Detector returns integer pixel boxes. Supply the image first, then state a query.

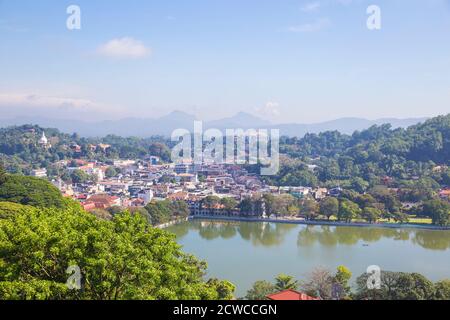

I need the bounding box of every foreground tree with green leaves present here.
[354,271,441,300]
[0,201,234,300]
[244,281,276,300]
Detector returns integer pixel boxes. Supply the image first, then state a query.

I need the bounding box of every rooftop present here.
[266,290,320,301]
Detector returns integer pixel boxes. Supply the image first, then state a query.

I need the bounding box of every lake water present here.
[167,219,450,297]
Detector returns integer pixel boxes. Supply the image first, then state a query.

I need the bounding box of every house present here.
[168,191,189,201]
[313,188,328,200]
[137,189,153,205]
[98,144,111,152]
[329,187,343,197]
[439,189,450,200]
[175,163,193,174]
[178,173,198,183]
[149,156,160,165]
[130,198,145,207]
[30,168,47,178]
[70,144,82,153]
[266,290,320,301]
[83,194,121,209]
[113,160,136,167]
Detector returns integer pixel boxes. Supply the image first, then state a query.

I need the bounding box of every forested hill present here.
[281,114,450,163]
[265,114,450,192]
[0,124,172,174]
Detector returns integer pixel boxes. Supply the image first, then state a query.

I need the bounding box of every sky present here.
[1,0,450,123]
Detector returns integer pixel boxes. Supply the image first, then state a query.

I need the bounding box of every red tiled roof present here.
[82,202,97,211]
[168,192,189,201]
[266,290,320,301]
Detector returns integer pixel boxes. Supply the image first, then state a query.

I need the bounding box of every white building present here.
[31,168,47,178]
[137,189,154,205]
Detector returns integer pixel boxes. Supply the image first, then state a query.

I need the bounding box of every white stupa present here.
[39,132,50,148]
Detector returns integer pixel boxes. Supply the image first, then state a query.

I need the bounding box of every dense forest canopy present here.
[263,115,450,190]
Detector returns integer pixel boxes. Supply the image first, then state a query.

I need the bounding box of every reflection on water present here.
[170,220,450,251]
[172,220,298,247]
[168,219,450,296]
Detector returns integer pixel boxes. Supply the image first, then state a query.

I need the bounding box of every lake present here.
[167,219,450,297]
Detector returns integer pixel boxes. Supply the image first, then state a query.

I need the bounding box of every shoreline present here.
[156,217,190,229]
[189,215,450,231]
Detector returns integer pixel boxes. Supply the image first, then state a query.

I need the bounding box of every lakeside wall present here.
[190,215,450,231]
[156,217,190,229]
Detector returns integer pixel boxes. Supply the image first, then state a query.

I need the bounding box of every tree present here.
[351,177,370,193]
[128,207,152,224]
[70,169,89,184]
[274,274,299,291]
[201,196,221,210]
[434,280,450,300]
[0,175,66,209]
[394,273,435,300]
[270,194,297,217]
[245,281,276,300]
[105,167,118,178]
[170,200,190,218]
[319,197,339,220]
[0,162,6,184]
[220,198,238,214]
[144,200,172,225]
[338,199,361,223]
[262,194,276,216]
[0,202,234,300]
[422,200,450,226]
[301,199,319,220]
[206,279,236,300]
[334,265,352,298]
[90,209,113,221]
[239,198,254,216]
[301,267,333,299]
[362,207,382,224]
[369,187,401,215]
[354,271,435,300]
[149,143,171,162]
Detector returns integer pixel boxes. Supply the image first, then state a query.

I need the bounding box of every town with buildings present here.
[41,155,329,218]
[28,130,450,223]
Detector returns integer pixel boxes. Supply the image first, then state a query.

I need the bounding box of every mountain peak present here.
[159,110,197,121]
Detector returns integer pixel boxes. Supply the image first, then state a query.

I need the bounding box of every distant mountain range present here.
[0,111,428,138]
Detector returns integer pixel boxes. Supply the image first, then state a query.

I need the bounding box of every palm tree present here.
[274,274,299,291]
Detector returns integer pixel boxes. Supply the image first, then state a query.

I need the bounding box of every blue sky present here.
[1,0,450,123]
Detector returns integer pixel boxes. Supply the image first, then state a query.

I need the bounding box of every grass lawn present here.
[327,215,433,225]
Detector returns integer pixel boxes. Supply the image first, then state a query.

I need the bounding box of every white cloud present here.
[97,37,151,59]
[0,93,123,120]
[255,102,281,118]
[301,2,321,12]
[0,93,102,111]
[288,18,331,33]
